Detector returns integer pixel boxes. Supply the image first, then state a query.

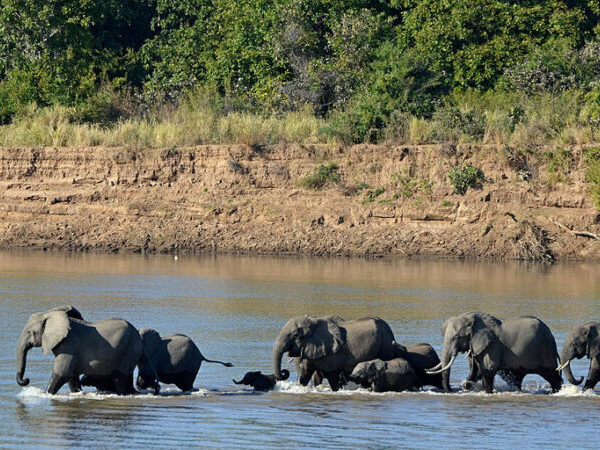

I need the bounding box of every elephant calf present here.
[136,329,233,392]
[350,358,416,392]
[233,369,289,391]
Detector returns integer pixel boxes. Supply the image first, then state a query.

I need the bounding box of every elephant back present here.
[500,316,559,369]
[163,334,200,373]
[342,317,398,365]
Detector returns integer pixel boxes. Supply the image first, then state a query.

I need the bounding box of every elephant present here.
[558,321,600,390]
[233,369,289,391]
[293,315,345,387]
[395,342,443,389]
[16,308,152,395]
[427,312,562,393]
[273,315,401,391]
[350,358,416,392]
[49,305,84,321]
[136,329,233,392]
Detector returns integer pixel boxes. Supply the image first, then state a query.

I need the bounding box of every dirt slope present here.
[0,144,598,261]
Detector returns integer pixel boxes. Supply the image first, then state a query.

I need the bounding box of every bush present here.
[584,147,600,209]
[447,162,484,195]
[299,162,340,189]
[433,107,486,142]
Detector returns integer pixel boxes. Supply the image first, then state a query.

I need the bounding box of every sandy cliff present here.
[0,144,598,260]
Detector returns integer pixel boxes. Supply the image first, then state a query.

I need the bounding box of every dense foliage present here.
[2,0,600,142]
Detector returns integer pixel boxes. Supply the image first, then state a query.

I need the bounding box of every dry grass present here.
[0,103,332,148]
[2,89,600,149]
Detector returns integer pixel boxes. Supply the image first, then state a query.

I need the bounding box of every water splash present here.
[17,385,209,402]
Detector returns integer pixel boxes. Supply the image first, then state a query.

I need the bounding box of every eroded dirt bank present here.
[0,144,599,261]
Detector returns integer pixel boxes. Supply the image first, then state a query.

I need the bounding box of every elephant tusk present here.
[556,360,570,371]
[426,354,456,375]
[287,358,294,364]
[427,361,442,372]
[465,348,472,358]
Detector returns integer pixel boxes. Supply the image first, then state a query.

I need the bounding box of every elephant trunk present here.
[273,337,289,380]
[16,334,32,387]
[232,379,243,384]
[439,337,457,393]
[560,346,583,386]
[561,360,583,385]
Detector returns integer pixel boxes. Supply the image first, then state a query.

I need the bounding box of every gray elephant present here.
[558,321,600,390]
[395,342,443,389]
[136,329,233,392]
[293,315,345,387]
[350,358,416,392]
[427,312,562,393]
[233,369,289,391]
[273,315,401,391]
[16,307,150,395]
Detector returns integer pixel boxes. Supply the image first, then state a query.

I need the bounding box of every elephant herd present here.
[15,306,600,395]
[16,306,231,395]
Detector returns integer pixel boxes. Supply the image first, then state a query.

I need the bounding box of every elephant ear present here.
[587,325,600,358]
[41,311,71,355]
[49,305,84,320]
[301,318,343,360]
[470,328,495,357]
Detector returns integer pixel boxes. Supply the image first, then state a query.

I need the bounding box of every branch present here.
[548,218,600,240]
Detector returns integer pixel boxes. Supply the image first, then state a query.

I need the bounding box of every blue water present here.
[1,252,598,448]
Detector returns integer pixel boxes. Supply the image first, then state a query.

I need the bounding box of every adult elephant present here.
[294,315,345,387]
[558,321,600,390]
[273,315,400,391]
[427,312,562,393]
[396,343,443,389]
[16,308,152,394]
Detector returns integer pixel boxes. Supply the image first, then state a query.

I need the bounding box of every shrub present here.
[584,147,600,209]
[432,107,486,142]
[363,187,385,203]
[544,148,571,184]
[447,162,484,195]
[300,162,340,189]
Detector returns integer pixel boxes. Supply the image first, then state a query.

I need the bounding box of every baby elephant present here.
[233,369,289,391]
[137,329,232,392]
[350,358,416,392]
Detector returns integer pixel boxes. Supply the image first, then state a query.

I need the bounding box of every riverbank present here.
[0,144,598,261]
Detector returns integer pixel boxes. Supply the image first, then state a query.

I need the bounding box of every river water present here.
[0,252,598,448]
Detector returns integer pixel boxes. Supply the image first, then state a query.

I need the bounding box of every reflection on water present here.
[0,251,598,448]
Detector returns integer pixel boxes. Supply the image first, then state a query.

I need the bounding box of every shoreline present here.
[0,144,599,262]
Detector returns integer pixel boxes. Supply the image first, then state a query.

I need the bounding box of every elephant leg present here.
[175,373,196,392]
[498,370,525,390]
[68,376,82,393]
[538,369,563,393]
[583,357,600,391]
[326,373,342,391]
[112,371,135,395]
[47,354,76,394]
[481,369,495,394]
[311,371,323,387]
[466,357,481,382]
[47,373,70,394]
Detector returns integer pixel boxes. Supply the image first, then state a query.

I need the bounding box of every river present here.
[1,252,598,448]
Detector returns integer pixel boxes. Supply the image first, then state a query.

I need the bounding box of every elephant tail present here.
[203,357,233,367]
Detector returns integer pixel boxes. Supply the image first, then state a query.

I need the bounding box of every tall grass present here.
[1,88,600,148]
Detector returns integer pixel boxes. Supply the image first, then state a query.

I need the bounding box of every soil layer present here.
[0,144,599,261]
